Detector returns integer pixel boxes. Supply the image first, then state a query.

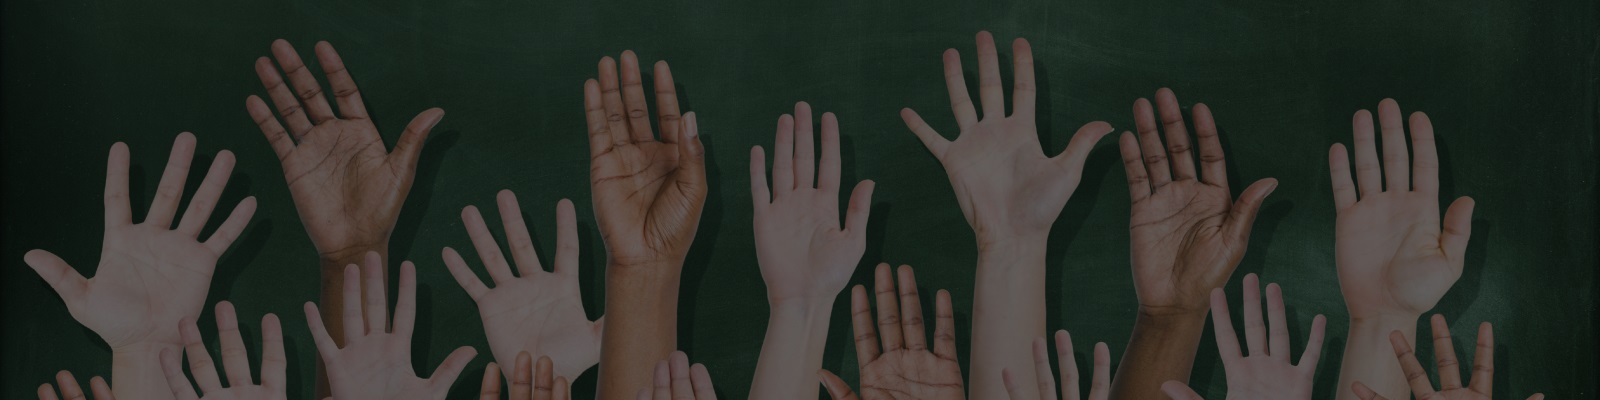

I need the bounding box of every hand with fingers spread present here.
[304,252,478,400]
[1002,331,1111,400]
[636,351,718,400]
[1351,316,1543,400]
[159,302,287,400]
[1329,99,1474,400]
[25,133,257,400]
[443,193,603,382]
[38,371,113,400]
[1160,274,1327,400]
[819,264,964,400]
[583,51,706,400]
[901,31,1112,399]
[1113,88,1276,400]
[748,102,875,400]
[478,352,572,400]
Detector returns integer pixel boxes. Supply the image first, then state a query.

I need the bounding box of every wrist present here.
[111,340,180,358]
[1136,305,1209,327]
[318,243,387,267]
[768,298,835,322]
[1349,311,1421,330]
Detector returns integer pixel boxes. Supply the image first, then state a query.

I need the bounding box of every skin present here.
[1329,99,1475,400]
[245,39,444,396]
[819,264,964,400]
[38,371,113,400]
[443,193,604,382]
[159,302,288,400]
[303,253,478,400]
[583,50,708,400]
[634,352,718,400]
[748,102,875,400]
[1351,316,1544,400]
[25,133,256,400]
[1001,331,1111,400]
[1113,88,1276,400]
[1160,274,1328,400]
[478,352,572,400]
[901,31,1112,400]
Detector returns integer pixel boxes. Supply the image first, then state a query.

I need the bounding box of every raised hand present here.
[1352,316,1543,400]
[246,39,443,263]
[586,51,706,400]
[1332,99,1473,400]
[636,351,718,400]
[443,193,603,381]
[902,30,1111,399]
[38,371,112,400]
[1114,89,1275,400]
[748,102,875,400]
[819,264,963,400]
[305,252,477,400]
[25,133,256,400]
[160,302,287,400]
[1002,331,1111,400]
[478,352,572,400]
[1159,274,1327,400]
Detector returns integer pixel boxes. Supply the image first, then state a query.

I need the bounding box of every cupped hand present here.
[160,302,287,400]
[583,51,707,269]
[1003,331,1111,400]
[478,352,572,400]
[901,31,1112,243]
[38,371,112,400]
[1161,274,1327,400]
[1329,99,1473,320]
[752,101,875,303]
[305,252,477,400]
[246,39,444,261]
[1352,316,1543,400]
[820,264,964,400]
[443,192,603,382]
[1120,89,1276,316]
[635,351,717,400]
[26,133,256,350]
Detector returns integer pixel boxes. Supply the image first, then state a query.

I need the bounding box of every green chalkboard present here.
[3,0,1594,399]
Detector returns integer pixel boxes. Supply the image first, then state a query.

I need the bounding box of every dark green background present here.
[4,0,1595,398]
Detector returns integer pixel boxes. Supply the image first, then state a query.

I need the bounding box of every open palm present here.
[306,255,476,400]
[1163,274,1327,400]
[245,39,443,260]
[160,302,288,400]
[1121,89,1276,314]
[25,133,256,350]
[443,192,603,381]
[901,35,1111,241]
[821,264,964,400]
[1328,99,1473,319]
[751,102,875,302]
[1353,316,1543,400]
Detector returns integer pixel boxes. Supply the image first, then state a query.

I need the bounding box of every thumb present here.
[817,370,859,400]
[1440,196,1475,266]
[25,250,88,312]
[673,111,708,197]
[843,180,875,237]
[390,107,445,173]
[1351,381,1388,400]
[1226,178,1279,242]
[1160,381,1204,400]
[1052,121,1114,172]
[428,346,478,394]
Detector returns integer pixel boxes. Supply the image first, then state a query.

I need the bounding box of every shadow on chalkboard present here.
[283,331,307,400]
[677,83,723,354]
[392,130,461,266]
[410,283,435,384]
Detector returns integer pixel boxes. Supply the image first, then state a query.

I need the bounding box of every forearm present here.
[315,245,387,397]
[969,235,1048,400]
[597,264,681,400]
[1111,308,1207,400]
[112,342,181,400]
[750,298,834,400]
[1336,314,1418,400]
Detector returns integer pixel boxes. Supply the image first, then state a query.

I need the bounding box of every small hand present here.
[159,302,287,400]
[1003,331,1110,400]
[752,101,875,302]
[1121,89,1276,315]
[305,252,477,400]
[1329,99,1473,320]
[584,51,707,268]
[26,133,256,350]
[1160,274,1327,400]
[38,371,112,400]
[1352,316,1544,400]
[479,352,572,400]
[246,39,444,261]
[820,264,964,400]
[443,193,603,381]
[636,351,717,400]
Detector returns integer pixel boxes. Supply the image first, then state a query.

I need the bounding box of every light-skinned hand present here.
[38,371,112,400]
[159,302,287,400]
[443,193,603,382]
[479,352,572,400]
[1002,331,1111,400]
[819,264,964,400]
[635,351,717,400]
[1352,315,1543,400]
[1160,274,1328,400]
